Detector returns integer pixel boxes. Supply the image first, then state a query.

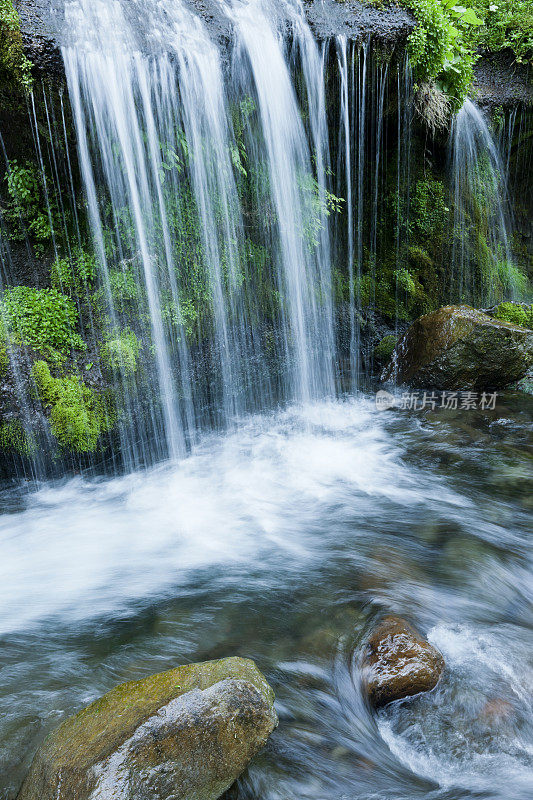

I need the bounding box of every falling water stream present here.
[0,1,531,799]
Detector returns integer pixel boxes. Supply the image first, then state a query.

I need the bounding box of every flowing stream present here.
[1,394,532,799]
[0,1,531,798]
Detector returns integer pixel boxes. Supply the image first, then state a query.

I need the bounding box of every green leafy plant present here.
[4,160,57,253]
[51,250,98,296]
[400,1,484,107]
[475,1,533,64]
[0,286,86,364]
[0,1,32,91]
[101,329,140,377]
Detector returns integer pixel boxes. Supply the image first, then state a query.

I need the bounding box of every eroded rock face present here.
[363,616,444,708]
[17,657,277,800]
[382,305,533,390]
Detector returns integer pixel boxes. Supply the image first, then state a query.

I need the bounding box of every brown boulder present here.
[363,616,444,707]
[382,305,533,390]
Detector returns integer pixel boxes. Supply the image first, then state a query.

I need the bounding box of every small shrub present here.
[0,286,86,364]
[4,160,54,251]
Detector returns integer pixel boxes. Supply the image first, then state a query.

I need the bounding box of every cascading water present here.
[0,5,532,799]
[56,0,342,469]
[449,98,520,305]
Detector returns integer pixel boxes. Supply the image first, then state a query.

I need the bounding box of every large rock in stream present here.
[363,616,444,708]
[382,305,533,390]
[17,657,278,800]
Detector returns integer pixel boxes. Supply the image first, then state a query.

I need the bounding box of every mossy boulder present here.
[362,616,444,708]
[373,334,399,366]
[17,657,278,800]
[382,305,533,390]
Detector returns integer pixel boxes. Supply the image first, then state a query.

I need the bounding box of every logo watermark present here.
[375,390,498,411]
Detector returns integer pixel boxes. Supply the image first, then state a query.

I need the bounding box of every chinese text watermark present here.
[375,389,498,412]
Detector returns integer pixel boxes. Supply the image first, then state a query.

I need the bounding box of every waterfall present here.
[449,98,520,305]
[0,2,527,478]
[55,0,341,468]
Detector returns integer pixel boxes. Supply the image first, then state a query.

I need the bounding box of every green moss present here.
[0,286,86,364]
[394,268,417,296]
[32,360,112,453]
[0,345,8,378]
[493,302,533,329]
[410,177,448,243]
[101,330,140,377]
[408,245,434,272]
[0,1,32,92]
[374,334,399,363]
[0,420,35,457]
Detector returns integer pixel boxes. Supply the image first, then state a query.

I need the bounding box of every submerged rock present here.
[382,305,533,390]
[363,616,444,708]
[17,657,277,800]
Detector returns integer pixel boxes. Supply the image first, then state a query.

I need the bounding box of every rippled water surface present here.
[1,395,532,799]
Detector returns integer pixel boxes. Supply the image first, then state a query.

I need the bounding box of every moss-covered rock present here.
[382,305,533,390]
[17,656,277,800]
[32,360,112,453]
[0,419,34,456]
[373,334,399,365]
[362,616,444,708]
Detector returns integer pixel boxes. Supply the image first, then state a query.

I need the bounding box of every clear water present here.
[450,99,518,305]
[1,394,531,799]
[0,2,531,797]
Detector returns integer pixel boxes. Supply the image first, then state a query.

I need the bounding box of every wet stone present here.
[17,657,278,800]
[382,305,533,390]
[362,616,445,708]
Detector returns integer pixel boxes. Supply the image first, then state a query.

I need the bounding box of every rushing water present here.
[1,393,532,799]
[450,99,519,306]
[0,1,531,798]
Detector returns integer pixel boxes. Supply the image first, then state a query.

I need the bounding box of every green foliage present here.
[0,420,35,456]
[0,1,32,91]
[0,344,8,378]
[394,267,418,295]
[493,302,533,328]
[101,329,140,377]
[475,1,533,64]
[4,160,56,253]
[51,250,98,296]
[32,360,112,453]
[399,1,483,107]
[410,177,449,242]
[299,173,344,250]
[0,286,86,364]
[398,1,533,105]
